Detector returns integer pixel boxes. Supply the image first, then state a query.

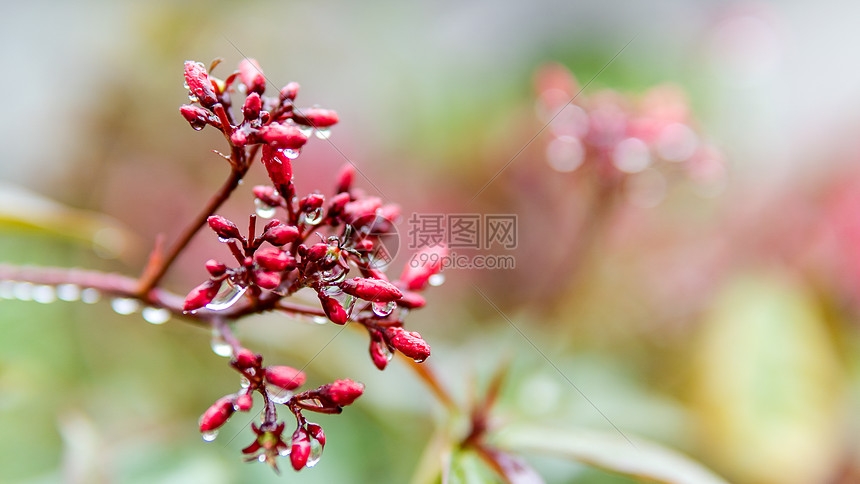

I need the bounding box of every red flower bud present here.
[280,81,300,101]
[342,197,382,224]
[319,379,364,406]
[253,186,284,207]
[327,192,351,217]
[299,193,325,212]
[265,365,306,390]
[254,247,291,271]
[306,423,325,447]
[230,129,249,147]
[184,280,220,311]
[379,203,401,223]
[260,123,308,150]
[243,92,262,120]
[208,215,241,240]
[294,107,339,128]
[184,61,218,107]
[369,337,389,371]
[385,327,430,362]
[238,58,266,94]
[319,294,348,325]
[205,259,227,277]
[236,393,254,412]
[254,270,281,290]
[335,164,354,193]
[397,291,426,309]
[180,104,209,130]
[305,243,329,262]
[199,397,235,432]
[401,245,448,291]
[233,348,261,369]
[341,277,402,302]
[264,224,300,247]
[260,145,294,187]
[290,430,311,470]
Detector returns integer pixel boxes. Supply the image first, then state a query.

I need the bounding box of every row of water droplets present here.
[0,281,170,325]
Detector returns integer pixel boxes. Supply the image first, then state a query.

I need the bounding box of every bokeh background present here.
[2,1,860,483]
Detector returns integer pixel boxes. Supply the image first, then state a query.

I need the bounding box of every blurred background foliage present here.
[3,0,860,483]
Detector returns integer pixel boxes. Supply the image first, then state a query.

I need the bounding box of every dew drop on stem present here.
[306,438,323,467]
[142,307,170,325]
[371,300,395,317]
[80,288,101,304]
[206,280,247,311]
[210,328,233,358]
[314,127,331,140]
[254,199,276,219]
[111,298,140,315]
[56,284,80,302]
[32,285,56,304]
[267,386,293,404]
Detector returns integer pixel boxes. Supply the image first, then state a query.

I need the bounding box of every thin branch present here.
[136,162,246,296]
[0,264,208,326]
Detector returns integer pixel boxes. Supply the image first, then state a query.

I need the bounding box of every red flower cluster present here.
[179,58,444,472]
[534,63,725,197]
[197,347,363,472]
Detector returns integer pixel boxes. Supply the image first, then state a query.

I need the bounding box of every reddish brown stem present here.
[0,264,206,325]
[399,354,457,410]
[136,163,246,296]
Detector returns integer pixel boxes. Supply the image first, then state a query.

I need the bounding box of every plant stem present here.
[400,354,457,410]
[0,264,205,325]
[136,162,246,296]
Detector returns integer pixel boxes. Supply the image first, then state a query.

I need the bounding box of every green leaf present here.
[0,184,136,258]
[495,425,729,484]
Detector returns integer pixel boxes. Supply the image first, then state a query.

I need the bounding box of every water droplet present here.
[612,137,651,174]
[187,93,199,103]
[217,237,230,243]
[656,123,698,162]
[371,300,396,317]
[303,207,324,225]
[254,199,276,219]
[382,343,394,362]
[428,274,445,287]
[191,124,204,131]
[314,127,331,140]
[80,288,100,304]
[257,454,267,463]
[201,430,218,442]
[311,316,328,325]
[111,298,140,315]
[0,281,14,299]
[210,328,233,358]
[142,307,170,325]
[279,447,291,457]
[205,280,247,311]
[282,148,300,160]
[306,438,323,467]
[546,136,585,173]
[13,282,33,301]
[32,285,56,304]
[240,376,251,388]
[267,386,293,404]
[298,125,314,138]
[56,284,80,302]
[320,269,347,285]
